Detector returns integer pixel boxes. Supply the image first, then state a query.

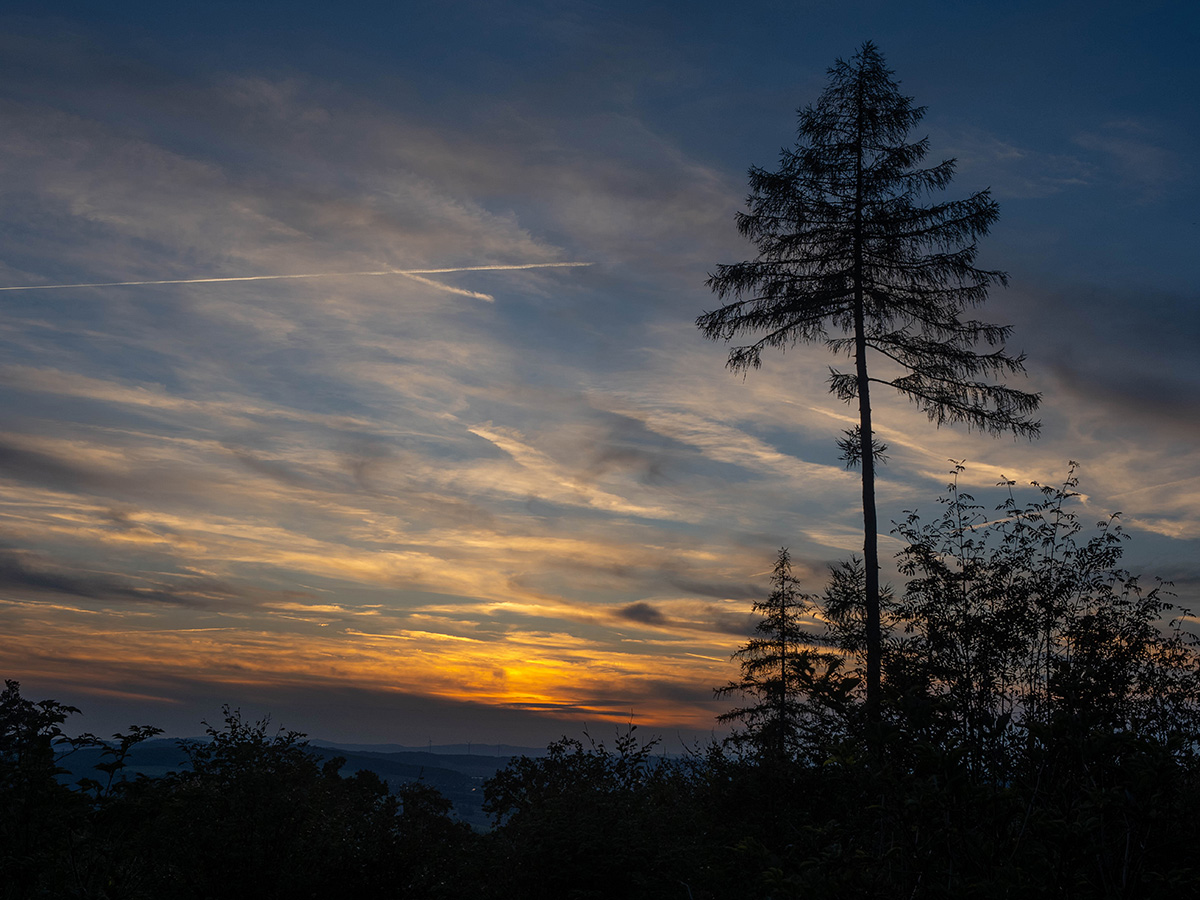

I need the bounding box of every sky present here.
[1,0,1197,749]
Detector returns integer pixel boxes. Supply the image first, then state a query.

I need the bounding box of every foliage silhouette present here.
[482,728,690,899]
[0,680,87,899]
[886,463,1200,778]
[138,706,475,899]
[703,466,1200,895]
[699,42,1040,719]
[0,696,480,900]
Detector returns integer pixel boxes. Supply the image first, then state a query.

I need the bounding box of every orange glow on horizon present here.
[1,606,738,731]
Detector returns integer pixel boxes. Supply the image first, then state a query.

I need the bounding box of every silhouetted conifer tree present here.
[699,43,1040,721]
[716,549,846,760]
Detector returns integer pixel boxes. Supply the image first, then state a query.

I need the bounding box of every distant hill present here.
[56,738,539,830]
[317,741,548,757]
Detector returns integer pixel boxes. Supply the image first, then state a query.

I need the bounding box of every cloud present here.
[465,422,679,519]
[933,119,1187,205]
[1073,121,1185,199]
[932,126,1093,199]
[667,576,762,601]
[0,87,574,300]
[0,545,297,609]
[1049,361,1200,441]
[0,437,126,495]
[616,601,667,626]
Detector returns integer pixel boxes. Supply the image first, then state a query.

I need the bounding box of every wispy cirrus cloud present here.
[933,126,1094,199]
[1,8,1197,747]
[1073,120,1186,199]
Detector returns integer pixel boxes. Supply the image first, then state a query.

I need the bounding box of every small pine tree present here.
[716,549,846,760]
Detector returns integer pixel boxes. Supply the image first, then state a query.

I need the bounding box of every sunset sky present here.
[1,1,1197,749]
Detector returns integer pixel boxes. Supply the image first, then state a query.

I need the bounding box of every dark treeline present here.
[5,467,1200,899]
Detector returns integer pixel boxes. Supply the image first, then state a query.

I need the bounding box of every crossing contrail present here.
[398,272,495,301]
[0,261,592,300]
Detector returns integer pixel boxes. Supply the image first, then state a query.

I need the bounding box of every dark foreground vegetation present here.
[5,469,1200,899]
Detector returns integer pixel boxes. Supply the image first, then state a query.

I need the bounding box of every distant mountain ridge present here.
[316,741,548,757]
[57,737,541,829]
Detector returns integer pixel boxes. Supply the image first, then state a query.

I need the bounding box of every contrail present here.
[0,261,592,296]
[399,272,496,302]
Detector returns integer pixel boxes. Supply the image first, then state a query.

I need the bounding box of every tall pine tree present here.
[699,43,1039,721]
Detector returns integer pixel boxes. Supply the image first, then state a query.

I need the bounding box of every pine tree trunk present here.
[852,70,881,726]
[856,315,881,725]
